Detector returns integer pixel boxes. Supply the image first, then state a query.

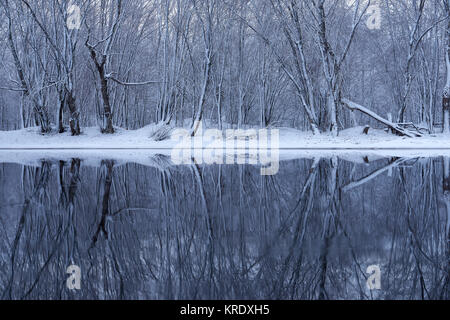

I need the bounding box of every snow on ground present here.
[0,124,449,167]
[279,126,450,149]
[0,125,169,149]
[1,124,448,149]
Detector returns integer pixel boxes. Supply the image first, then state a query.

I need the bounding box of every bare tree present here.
[189,0,215,136]
[443,0,450,133]
[20,0,86,135]
[0,0,448,136]
[1,0,53,133]
[85,0,124,134]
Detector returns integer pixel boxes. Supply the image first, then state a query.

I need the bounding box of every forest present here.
[0,0,449,302]
[0,0,449,139]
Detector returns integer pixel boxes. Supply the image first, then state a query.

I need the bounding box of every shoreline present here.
[0,125,449,150]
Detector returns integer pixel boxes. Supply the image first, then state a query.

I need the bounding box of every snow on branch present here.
[341,99,422,138]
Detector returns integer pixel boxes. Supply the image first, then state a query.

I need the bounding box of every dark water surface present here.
[0,155,449,300]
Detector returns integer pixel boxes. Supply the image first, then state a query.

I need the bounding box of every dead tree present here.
[342,158,409,193]
[342,99,423,137]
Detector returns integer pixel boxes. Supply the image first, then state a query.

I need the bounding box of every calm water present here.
[0,155,448,300]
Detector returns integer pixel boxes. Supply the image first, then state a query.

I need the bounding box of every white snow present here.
[0,125,449,167]
[279,126,450,149]
[0,125,449,149]
[0,125,170,149]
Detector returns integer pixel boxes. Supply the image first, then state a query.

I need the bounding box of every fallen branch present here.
[107,76,163,86]
[342,99,422,138]
[342,158,409,192]
[0,87,26,92]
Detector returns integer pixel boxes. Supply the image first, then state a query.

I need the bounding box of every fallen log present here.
[342,158,409,192]
[342,99,422,138]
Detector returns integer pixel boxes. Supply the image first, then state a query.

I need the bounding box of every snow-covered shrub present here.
[149,123,173,141]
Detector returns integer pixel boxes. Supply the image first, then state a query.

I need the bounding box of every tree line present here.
[0,0,449,136]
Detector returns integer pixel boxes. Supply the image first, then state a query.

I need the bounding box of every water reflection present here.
[0,156,448,300]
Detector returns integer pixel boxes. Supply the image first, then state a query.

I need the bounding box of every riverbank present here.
[0,125,449,149]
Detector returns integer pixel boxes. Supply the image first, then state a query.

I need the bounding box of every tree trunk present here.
[328,93,338,136]
[36,107,51,134]
[342,98,423,137]
[100,74,115,134]
[190,50,212,137]
[444,157,450,194]
[67,91,81,136]
[92,160,114,245]
[444,96,450,134]
[443,0,450,134]
[444,157,450,300]
[58,92,65,133]
[86,42,115,134]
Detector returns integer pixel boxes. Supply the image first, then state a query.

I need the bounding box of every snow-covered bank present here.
[0,125,449,168]
[280,126,450,149]
[1,149,449,169]
[0,125,449,150]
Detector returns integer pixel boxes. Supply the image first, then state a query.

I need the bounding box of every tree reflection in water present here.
[0,156,448,300]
